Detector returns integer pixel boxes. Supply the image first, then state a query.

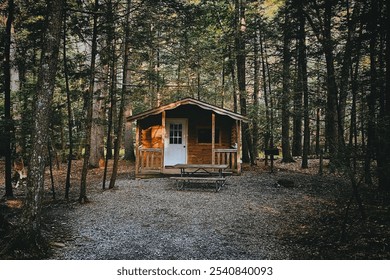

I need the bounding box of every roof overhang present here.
[127,97,249,122]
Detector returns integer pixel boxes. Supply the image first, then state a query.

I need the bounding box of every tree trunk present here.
[349,59,360,173]
[315,107,321,156]
[235,0,253,164]
[63,7,73,200]
[228,46,238,113]
[80,0,99,203]
[3,0,15,198]
[103,3,118,189]
[281,3,294,163]
[377,0,390,193]
[259,28,270,160]
[292,1,305,156]
[22,0,63,237]
[197,56,201,100]
[365,0,379,185]
[105,95,114,159]
[47,140,56,200]
[105,0,117,160]
[17,57,28,156]
[292,89,303,157]
[292,5,303,158]
[124,104,136,161]
[156,31,161,106]
[102,95,113,189]
[323,0,339,167]
[89,94,105,168]
[109,0,132,189]
[221,53,226,108]
[252,28,260,162]
[296,1,310,168]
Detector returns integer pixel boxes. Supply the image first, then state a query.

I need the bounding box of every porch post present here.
[212,112,215,164]
[161,111,166,172]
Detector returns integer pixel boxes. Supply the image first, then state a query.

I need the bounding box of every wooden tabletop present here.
[173,164,229,169]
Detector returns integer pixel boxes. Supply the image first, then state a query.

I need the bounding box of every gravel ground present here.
[47,170,346,260]
[2,160,388,260]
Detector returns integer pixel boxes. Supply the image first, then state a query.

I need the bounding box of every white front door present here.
[164,118,187,166]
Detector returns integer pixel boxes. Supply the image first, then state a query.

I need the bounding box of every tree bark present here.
[235,0,254,164]
[281,2,294,163]
[292,3,303,157]
[22,0,63,237]
[349,59,360,173]
[259,28,270,159]
[377,0,390,192]
[315,107,321,156]
[102,1,118,189]
[3,0,15,198]
[63,7,73,200]
[102,94,113,189]
[124,105,135,161]
[228,46,238,113]
[365,0,379,185]
[109,0,132,189]
[296,1,310,168]
[323,0,339,166]
[80,0,99,203]
[291,1,305,158]
[252,28,260,162]
[89,94,105,168]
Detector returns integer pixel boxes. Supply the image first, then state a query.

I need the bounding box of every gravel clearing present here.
[48,170,346,260]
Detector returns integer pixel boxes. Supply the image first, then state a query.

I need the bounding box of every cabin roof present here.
[127,97,248,122]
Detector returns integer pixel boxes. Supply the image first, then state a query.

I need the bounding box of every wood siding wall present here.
[139,105,237,166]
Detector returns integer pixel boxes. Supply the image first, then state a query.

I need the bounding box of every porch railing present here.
[138,147,163,172]
[214,148,238,171]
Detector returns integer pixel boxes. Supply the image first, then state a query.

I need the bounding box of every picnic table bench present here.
[170,164,229,192]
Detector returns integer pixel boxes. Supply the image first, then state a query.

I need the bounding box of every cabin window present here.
[197,127,220,144]
[169,123,183,144]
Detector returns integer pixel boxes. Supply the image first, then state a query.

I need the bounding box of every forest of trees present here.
[1,0,389,248]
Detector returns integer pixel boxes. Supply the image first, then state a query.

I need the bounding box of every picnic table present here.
[170,164,229,192]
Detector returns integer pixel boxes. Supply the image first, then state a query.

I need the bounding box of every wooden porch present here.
[136,147,240,176]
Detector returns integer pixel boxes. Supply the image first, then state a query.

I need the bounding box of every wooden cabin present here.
[127,98,248,177]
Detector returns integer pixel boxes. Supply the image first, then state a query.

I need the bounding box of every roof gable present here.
[127,97,248,122]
